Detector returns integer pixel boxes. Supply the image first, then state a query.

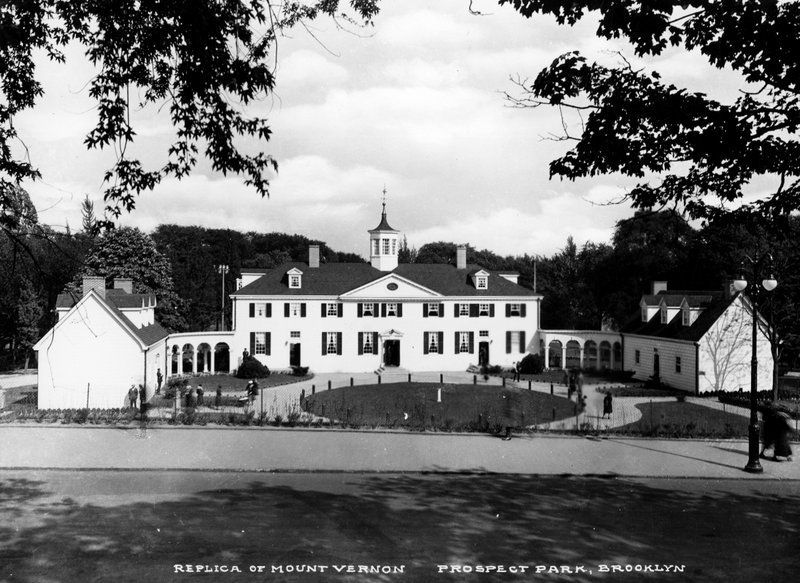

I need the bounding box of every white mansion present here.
[230,206,541,373]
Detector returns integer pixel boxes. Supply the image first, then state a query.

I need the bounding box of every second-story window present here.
[386,303,398,316]
[459,304,470,317]
[328,303,339,317]
[479,303,490,316]
[426,303,439,317]
[362,303,375,317]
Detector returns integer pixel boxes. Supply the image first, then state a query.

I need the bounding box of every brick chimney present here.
[651,281,668,295]
[309,245,320,269]
[82,276,106,299]
[113,278,133,294]
[456,245,467,270]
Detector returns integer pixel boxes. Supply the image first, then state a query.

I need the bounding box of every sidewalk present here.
[0,424,797,480]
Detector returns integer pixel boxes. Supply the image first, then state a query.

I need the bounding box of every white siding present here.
[697,297,773,393]
[36,298,145,409]
[624,336,697,393]
[232,297,540,373]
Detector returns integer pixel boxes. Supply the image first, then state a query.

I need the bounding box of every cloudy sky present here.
[17,0,746,258]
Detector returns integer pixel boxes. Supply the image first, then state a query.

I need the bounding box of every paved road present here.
[1,425,797,480]
[1,470,798,583]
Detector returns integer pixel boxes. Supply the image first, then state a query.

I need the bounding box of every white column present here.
[544,345,550,369]
[561,346,566,369]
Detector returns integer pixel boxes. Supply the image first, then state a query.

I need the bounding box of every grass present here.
[596,385,686,398]
[304,382,576,431]
[612,401,753,438]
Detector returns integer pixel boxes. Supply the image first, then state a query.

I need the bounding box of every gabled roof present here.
[37,290,168,351]
[57,288,156,310]
[621,290,731,342]
[232,262,540,297]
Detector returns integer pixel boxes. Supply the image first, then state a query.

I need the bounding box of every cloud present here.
[276,50,349,90]
[406,192,632,257]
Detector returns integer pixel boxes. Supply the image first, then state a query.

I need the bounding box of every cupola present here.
[368,189,400,272]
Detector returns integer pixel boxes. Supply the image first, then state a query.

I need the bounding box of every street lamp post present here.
[732,258,777,474]
[217,264,229,331]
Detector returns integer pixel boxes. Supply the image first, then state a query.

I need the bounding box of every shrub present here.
[292,366,309,376]
[236,355,270,379]
[165,377,188,399]
[519,353,544,375]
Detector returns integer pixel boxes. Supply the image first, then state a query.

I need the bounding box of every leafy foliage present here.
[0,0,380,225]
[503,0,800,220]
[236,355,270,379]
[71,227,188,331]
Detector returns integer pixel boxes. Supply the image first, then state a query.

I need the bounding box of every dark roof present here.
[622,290,732,341]
[369,211,398,232]
[57,289,156,309]
[641,292,715,308]
[232,262,539,297]
[56,289,168,346]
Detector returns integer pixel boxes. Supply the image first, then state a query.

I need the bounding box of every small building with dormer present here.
[620,281,773,393]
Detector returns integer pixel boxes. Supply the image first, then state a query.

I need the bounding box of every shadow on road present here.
[0,474,798,582]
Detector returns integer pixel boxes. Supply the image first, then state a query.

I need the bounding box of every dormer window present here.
[682,307,690,326]
[660,305,668,324]
[472,269,489,290]
[287,268,303,289]
[641,304,648,322]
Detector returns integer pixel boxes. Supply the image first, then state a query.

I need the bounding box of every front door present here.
[653,353,660,381]
[478,341,490,367]
[383,340,400,367]
[289,343,301,367]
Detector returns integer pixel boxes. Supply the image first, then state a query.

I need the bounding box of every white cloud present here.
[276,50,349,90]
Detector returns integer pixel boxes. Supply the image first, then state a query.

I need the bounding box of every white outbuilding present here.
[34,277,168,409]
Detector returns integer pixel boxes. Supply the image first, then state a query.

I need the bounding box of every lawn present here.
[148,372,309,408]
[612,401,754,438]
[304,383,576,431]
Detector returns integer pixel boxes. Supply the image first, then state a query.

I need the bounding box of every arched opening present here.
[613,342,622,370]
[182,343,195,374]
[584,340,598,370]
[214,342,230,373]
[548,340,563,369]
[599,341,612,370]
[171,345,180,375]
[565,340,581,370]
[197,343,212,373]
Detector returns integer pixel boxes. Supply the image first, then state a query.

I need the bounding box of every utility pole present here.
[217,264,229,331]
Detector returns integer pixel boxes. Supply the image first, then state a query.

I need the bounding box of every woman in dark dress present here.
[603,393,613,419]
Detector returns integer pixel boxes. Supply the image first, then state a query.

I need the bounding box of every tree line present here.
[3,185,799,372]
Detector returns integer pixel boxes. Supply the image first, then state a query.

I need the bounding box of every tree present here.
[80,195,97,236]
[1,1,380,226]
[15,280,43,370]
[398,235,417,264]
[503,1,800,222]
[74,227,187,331]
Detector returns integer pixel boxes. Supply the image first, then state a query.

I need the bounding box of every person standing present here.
[138,385,147,418]
[501,391,515,440]
[156,368,163,394]
[128,385,138,409]
[774,408,794,462]
[514,361,521,382]
[603,392,613,419]
[196,384,204,406]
